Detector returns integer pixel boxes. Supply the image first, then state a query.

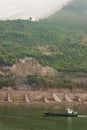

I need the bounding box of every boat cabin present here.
[66,108,77,115]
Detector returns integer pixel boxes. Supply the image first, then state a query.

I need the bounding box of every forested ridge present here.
[0,0,87,72]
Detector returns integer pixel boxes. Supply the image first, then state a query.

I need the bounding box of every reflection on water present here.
[67,117,72,130]
[78,115,87,118]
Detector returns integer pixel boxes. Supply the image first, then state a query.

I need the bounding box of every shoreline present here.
[0,101,87,107]
[0,89,87,106]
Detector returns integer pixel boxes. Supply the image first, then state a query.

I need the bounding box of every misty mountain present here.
[44,0,87,31]
[1,0,70,21]
[0,0,87,72]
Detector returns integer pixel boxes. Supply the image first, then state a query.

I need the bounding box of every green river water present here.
[0,105,87,130]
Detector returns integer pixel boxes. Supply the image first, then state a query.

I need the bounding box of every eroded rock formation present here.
[53,93,62,102]
[64,94,73,102]
[10,57,58,76]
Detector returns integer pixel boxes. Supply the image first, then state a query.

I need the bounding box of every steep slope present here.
[10,57,57,76]
[0,0,87,72]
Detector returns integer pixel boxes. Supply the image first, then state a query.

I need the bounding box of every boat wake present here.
[78,115,87,118]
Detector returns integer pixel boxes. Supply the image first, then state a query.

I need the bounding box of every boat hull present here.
[43,112,78,117]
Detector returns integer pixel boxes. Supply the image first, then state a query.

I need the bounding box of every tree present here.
[29,17,32,21]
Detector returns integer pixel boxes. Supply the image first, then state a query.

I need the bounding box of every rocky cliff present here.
[10,57,58,77]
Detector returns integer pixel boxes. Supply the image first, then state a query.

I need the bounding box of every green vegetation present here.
[27,75,48,90]
[0,0,87,72]
[0,74,15,89]
[27,75,87,90]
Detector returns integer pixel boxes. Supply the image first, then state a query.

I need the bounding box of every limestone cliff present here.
[10,57,58,76]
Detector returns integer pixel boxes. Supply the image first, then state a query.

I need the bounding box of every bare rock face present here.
[10,57,58,76]
[64,94,73,102]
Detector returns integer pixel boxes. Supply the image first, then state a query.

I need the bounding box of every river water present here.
[0,105,87,130]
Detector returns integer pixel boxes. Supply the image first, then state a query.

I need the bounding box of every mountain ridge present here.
[0,0,71,21]
[0,0,87,72]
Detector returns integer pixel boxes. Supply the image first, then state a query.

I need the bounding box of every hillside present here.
[0,0,87,72]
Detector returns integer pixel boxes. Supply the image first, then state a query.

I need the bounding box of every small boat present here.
[43,108,78,117]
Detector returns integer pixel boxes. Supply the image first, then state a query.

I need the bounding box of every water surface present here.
[0,105,87,130]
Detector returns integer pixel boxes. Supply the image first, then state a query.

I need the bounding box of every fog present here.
[0,0,71,20]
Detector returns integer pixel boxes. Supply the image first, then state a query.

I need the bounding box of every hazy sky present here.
[0,0,71,20]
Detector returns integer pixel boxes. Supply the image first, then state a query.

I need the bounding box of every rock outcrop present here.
[44,95,49,103]
[10,57,58,76]
[24,94,30,103]
[7,94,12,103]
[53,93,62,102]
[64,94,73,102]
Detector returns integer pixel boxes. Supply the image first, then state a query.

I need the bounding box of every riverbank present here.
[0,88,87,106]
